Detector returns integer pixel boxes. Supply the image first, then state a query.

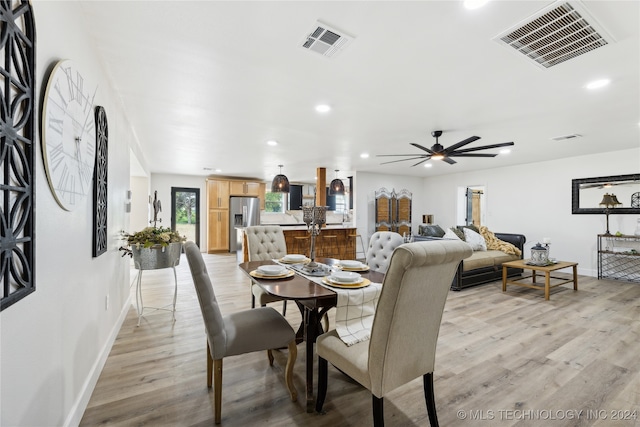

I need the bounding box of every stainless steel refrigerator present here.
[229,196,260,253]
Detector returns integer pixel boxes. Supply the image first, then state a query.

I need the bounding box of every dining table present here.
[238,257,385,412]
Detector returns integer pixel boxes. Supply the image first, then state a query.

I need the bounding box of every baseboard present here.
[63,293,132,427]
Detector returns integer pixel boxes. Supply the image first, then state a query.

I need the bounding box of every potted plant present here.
[120,226,186,270]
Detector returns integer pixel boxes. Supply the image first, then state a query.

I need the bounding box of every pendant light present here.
[329,169,345,195]
[271,164,290,193]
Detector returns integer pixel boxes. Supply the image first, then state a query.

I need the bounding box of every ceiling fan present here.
[378,130,514,166]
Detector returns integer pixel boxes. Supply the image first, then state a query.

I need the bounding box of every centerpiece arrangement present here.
[120,226,186,270]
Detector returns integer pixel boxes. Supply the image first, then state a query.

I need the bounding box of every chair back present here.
[365,231,405,273]
[245,225,287,261]
[367,239,472,396]
[184,241,227,359]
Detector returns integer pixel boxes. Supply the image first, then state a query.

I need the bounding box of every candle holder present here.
[302,191,328,275]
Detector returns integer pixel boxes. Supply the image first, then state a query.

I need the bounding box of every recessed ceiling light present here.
[424,163,433,168]
[586,79,610,90]
[215,169,222,173]
[464,0,489,10]
[500,149,511,154]
[266,140,278,146]
[360,153,370,159]
[315,104,331,113]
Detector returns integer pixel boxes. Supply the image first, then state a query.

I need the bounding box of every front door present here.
[171,187,200,247]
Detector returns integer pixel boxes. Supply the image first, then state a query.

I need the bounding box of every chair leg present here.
[321,313,329,333]
[423,373,439,427]
[372,395,384,427]
[316,356,328,412]
[282,300,287,316]
[214,359,223,424]
[267,349,274,365]
[285,340,298,402]
[206,341,213,388]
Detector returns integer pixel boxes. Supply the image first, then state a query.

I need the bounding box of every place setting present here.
[335,259,369,272]
[322,270,371,289]
[278,254,311,264]
[249,264,295,279]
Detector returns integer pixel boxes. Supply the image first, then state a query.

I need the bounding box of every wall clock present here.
[41,60,98,211]
[93,106,108,257]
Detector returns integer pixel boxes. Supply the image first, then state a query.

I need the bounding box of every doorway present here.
[171,187,200,247]
[466,187,484,227]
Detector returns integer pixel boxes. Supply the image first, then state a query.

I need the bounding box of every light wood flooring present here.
[80,253,640,426]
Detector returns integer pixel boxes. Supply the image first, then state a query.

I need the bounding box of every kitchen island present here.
[241,224,357,261]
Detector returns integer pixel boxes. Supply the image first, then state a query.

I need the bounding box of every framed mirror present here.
[572,173,640,214]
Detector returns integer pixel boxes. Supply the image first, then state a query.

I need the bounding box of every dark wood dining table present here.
[238,257,385,412]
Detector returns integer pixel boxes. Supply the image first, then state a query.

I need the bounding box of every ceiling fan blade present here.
[380,156,428,165]
[441,157,457,165]
[443,136,480,154]
[410,143,435,154]
[411,158,430,167]
[377,154,430,157]
[452,141,514,154]
[450,153,497,157]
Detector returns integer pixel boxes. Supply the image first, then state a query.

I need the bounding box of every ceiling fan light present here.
[431,154,444,160]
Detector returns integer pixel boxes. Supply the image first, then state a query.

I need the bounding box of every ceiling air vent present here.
[301,21,353,58]
[493,1,615,69]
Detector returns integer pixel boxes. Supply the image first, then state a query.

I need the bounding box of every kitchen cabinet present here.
[208,179,230,209]
[208,209,229,252]
[230,181,261,196]
[207,179,230,252]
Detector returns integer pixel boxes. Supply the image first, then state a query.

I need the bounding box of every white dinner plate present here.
[330,271,361,283]
[257,265,287,276]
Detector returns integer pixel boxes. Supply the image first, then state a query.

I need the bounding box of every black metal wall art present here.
[93,106,108,257]
[1,0,36,311]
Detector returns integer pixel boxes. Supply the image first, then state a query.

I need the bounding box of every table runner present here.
[278,262,382,346]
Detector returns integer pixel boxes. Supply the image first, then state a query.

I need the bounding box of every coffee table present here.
[502,259,578,300]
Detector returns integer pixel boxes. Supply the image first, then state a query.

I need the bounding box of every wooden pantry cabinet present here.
[207,178,266,252]
[207,179,230,252]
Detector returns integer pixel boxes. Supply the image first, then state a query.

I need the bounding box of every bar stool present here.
[292,235,310,257]
[346,233,366,261]
[321,234,339,259]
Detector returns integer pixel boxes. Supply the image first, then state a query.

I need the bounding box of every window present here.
[265,191,287,212]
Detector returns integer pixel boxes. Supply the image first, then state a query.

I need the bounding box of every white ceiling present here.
[77,0,639,183]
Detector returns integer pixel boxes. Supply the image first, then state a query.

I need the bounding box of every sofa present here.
[414,225,526,291]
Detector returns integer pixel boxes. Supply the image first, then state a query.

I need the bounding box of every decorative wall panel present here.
[1,0,36,311]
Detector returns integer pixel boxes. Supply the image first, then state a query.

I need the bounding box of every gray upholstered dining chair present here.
[365,231,405,273]
[315,239,472,427]
[184,241,297,424]
[244,225,289,314]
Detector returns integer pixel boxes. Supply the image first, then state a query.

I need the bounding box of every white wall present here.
[150,173,209,249]
[1,3,140,426]
[130,175,150,233]
[421,148,640,277]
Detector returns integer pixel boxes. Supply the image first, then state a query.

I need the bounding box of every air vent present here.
[301,21,353,58]
[551,134,582,141]
[493,1,615,69]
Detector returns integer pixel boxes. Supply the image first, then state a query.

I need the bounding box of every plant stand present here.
[132,242,182,326]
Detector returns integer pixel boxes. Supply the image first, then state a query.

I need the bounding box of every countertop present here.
[236,224,356,231]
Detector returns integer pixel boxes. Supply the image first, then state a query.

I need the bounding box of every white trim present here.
[63,294,132,427]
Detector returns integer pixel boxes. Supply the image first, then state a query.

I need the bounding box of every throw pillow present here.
[463,227,487,251]
[418,224,446,238]
[460,224,480,234]
[449,227,465,241]
[443,228,461,240]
